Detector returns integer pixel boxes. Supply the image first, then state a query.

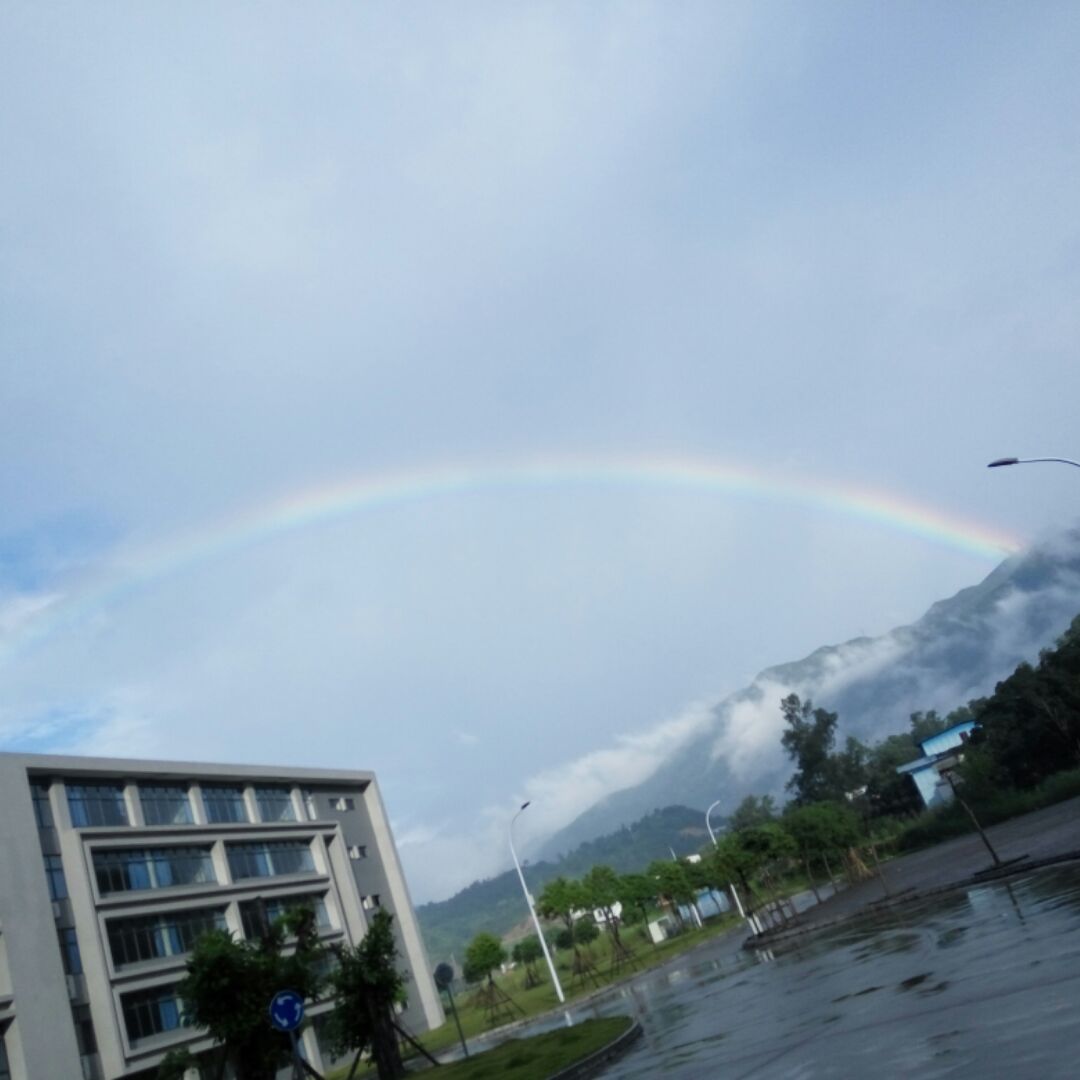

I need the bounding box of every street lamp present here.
[988,456,1080,469]
[705,800,722,847]
[703,799,758,933]
[509,802,565,1004]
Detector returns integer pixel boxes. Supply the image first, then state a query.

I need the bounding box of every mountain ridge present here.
[539,529,1080,858]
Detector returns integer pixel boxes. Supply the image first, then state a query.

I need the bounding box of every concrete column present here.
[123,782,144,827]
[189,783,208,826]
[210,838,232,887]
[242,786,260,824]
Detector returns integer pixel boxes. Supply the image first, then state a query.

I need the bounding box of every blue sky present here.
[2,2,1079,900]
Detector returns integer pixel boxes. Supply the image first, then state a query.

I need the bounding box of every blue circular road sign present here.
[269,989,305,1032]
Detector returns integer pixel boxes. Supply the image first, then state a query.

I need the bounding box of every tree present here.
[573,919,599,945]
[320,910,407,1080]
[862,733,923,817]
[581,865,631,956]
[537,877,587,957]
[463,932,506,987]
[728,794,777,832]
[510,936,543,988]
[972,617,1080,787]
[168,907,324,1080]
[783,803,860,869]
[646,860,697,930]
[462,932,523,1024]
[616,873,658,943]
[780,695,867,804]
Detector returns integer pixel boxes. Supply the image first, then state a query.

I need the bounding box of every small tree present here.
[582,865,633,962]
[320,909,407,1080]
[783,802,860,898]
[511,936,543,988]
[729,794,777,831]
[646,860,696,930]
[168,907,324,1080]
[573,919,599,946]
[463,932,522,1024]
[463,932,506,987]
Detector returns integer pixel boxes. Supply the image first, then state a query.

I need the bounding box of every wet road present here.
[579,862,1080,1078]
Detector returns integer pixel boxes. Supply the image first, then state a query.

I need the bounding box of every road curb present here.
[546,1019,643,1080]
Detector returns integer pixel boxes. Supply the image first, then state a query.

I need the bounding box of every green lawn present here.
[428,1016,632,1080]
[326,1015,632,1080]
[425,913,738,1049]
[325,916,739,1078]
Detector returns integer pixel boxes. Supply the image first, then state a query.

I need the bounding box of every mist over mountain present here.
[540,527,1080,858]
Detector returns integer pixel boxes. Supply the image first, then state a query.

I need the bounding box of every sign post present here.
[434,963,469,1060]
[269,989,307,1079]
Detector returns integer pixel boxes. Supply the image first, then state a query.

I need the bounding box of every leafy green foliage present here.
[173,908,323,1080]
[971,615,1080,786]
[418,806,707,963]
[782,802,861,856]
[780,694,848,804]
[463,932,507,986]
[511,936,543,966]
[728,794,777,831]
[572,919,599,945]
[320,909,407,1080]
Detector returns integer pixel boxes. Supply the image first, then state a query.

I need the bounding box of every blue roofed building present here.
[895,720,977,808]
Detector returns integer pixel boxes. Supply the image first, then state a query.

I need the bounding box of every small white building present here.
[895,721,977,808]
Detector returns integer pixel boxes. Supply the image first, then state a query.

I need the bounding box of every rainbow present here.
[3,455,1024,661]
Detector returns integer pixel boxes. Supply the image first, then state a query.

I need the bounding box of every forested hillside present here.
[417,805,710,964]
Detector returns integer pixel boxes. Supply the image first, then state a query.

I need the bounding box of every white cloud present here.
[402,701,714,901]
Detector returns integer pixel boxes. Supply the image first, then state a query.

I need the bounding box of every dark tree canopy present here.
[463,931,507,986]
[780,694,846,804]
[729,794,777,831]
[320,909,408,1080]
[163,907,324,1080]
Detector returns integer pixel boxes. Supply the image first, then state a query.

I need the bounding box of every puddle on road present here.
[580,862,1080,1079]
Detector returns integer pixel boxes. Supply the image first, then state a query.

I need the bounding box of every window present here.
[107,908,227,968]
[93,847,215,894]
[31,781,54,827]
[67,783,128,827]
[201,784,248,824]
[0,1033,10,1080]
[254,786,296,822]
[330,796,355,812]
[227,840,314,880]
[239,893,330,939]
[361,894,381,911]
[347,845,367,860]
[139,785,193,826]
[121,985,187,1045]
[44,853,68,900]
[58,926,83,975]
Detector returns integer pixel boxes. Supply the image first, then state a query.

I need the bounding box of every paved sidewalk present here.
[756,795,1080,940]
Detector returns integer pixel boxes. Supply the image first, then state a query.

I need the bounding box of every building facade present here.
[0,752,443,1079]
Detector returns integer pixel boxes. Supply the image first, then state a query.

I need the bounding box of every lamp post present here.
[988,456,1080,470]
[704,799,756,932]
[705,800,722,847]
[509,802,565,1004]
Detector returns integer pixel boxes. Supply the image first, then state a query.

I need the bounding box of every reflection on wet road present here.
[583,863,1080,1078]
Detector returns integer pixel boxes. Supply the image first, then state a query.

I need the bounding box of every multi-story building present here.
[0,752,443,1079]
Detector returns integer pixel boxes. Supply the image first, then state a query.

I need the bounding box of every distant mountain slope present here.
[540,528,1080,858]
[417,805,710,966]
